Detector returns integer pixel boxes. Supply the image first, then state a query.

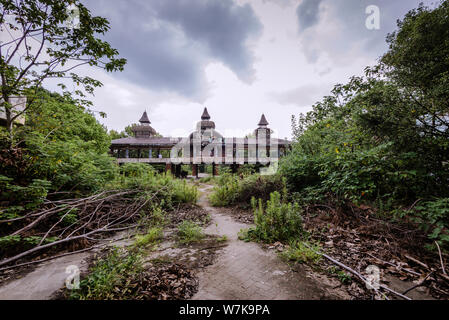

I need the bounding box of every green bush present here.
[134,227,163,247]
[396,198,449,249]
[280,241,322,264]
[173,180,198,204]
[238,174,286,204]
[209,173,285,207]
[243,191,304,243]
[2,90,120,194]
[120,163,154,177]
[106,169,199,210]
[209,173,240,206]
[197,176,215,183]
[70,247,143,300]
[0,175,51,219]
[0,234,58,257]
[177,220,205,244]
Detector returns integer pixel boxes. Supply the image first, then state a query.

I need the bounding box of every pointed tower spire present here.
[139,111,150,124]
[201,107,211,120]
[258,114,269,127]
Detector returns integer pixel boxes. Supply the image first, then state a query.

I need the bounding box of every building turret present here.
[196,107,216,132]
[255,114,271,139]
[132,111,157,138]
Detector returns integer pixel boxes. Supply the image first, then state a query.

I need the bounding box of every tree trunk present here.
[5,105,13,133]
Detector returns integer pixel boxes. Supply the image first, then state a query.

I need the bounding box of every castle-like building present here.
[110,108,290,177]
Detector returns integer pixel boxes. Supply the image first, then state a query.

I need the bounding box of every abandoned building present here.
[110,108,291,177]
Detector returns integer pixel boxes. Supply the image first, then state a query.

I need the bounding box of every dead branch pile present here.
[0,187,166,268]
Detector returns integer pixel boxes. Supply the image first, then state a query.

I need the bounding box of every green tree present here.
[0,0,126,133]
[108,129,127,140]
[380,0,449,139]
[283,1,449,202]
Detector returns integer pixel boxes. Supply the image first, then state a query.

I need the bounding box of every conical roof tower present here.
[132,110,156,138]
[197,107,215,131]
[255,114,271,139]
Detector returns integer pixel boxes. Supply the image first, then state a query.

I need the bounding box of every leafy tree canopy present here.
[0,0,126,132]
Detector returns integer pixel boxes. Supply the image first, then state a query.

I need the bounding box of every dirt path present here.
[191,184,350,300]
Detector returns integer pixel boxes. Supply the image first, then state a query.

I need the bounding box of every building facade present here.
[110,108,291,177]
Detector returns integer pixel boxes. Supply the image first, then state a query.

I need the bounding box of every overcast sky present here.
[76,0,437,139]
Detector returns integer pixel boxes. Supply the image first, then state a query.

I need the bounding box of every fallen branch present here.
[365,252,421,277]
[0,234,135,273]
[0,187,167,268]
[402,272,433,296]
[405,254,429,269]
[435,241,447,275]
[303,243,412,300]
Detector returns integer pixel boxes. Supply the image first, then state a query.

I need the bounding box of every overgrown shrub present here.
[280,241,322,264]
[173,180,198,204]
[396,198,449,249]
[238,174,286,204]
[279,1,449,253]
[177,220,205,244]
[70,247,143,300]
[209,173,286,207]
[242,191,304,243]
[209,173,240,206]
[106,165,198,210]
[0,234,58,257]
[0,175,51,219]
[134,227,163,247]
[120,162,155,177]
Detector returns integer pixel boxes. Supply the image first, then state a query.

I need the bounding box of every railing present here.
[117,158,169,164]
[116,156,276,164]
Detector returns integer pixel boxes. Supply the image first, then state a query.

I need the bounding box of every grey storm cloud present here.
[296,0,323,32]
[269,84,333,107]
[84,0,262,101]
[295,0,436,65]
[261,0,294,8]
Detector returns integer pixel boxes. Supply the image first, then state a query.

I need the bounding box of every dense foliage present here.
[69,247,144,300]
[108,162,198,210]
[0,92,198,257]
[209,173,286,207]
[0,0,126,132]
[281,1,449,249]
[0,90,117,220]
[240,191,304,243]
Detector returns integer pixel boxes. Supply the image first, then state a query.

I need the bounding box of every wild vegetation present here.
[1,0,449,301]
[281,2,449,249]
[239,191,303,243]
[209,172,285,207]
[177,220,205,244]
[0,0,201,266]
[209,2,449,252]
[208,2,449,299]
